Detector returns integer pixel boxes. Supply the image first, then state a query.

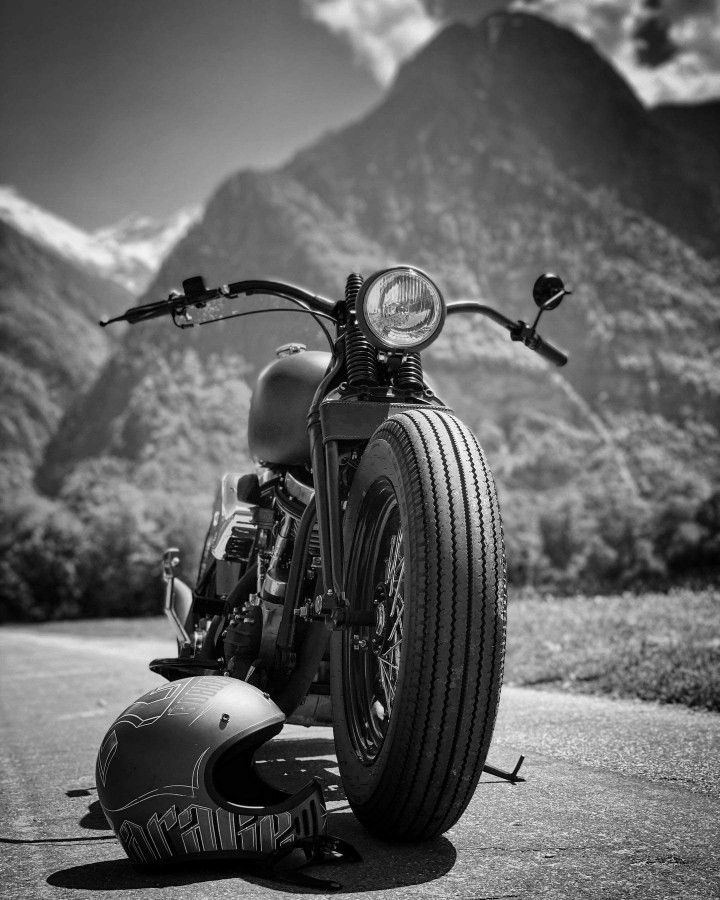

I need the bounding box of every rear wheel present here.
[330,410,506,841]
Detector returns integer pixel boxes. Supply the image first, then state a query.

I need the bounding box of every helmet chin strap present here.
[253,834,362,892]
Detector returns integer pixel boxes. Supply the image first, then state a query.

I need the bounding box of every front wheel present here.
[330,410,506,841]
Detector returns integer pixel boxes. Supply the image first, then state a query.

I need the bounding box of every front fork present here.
[307,424,345,619]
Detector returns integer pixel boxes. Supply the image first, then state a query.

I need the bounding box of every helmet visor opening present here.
[211,722,290,808]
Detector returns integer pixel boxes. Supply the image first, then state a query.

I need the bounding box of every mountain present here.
[0,187,119,283]
[0,219,131,492]
[35,11,720,594]
[649,99,720,230]
[651,99,720,158]
[0,187,200,294]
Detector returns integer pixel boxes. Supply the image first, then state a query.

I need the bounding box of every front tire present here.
[330,410,506,841]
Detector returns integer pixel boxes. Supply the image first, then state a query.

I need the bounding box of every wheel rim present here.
[343,480,405,764]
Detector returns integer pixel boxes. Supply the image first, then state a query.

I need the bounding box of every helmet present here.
[96,676,326,867]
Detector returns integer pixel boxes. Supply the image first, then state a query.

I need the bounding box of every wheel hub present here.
[372,585,390,654]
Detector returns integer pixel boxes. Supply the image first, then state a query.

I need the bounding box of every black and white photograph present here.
[0,1,718,897]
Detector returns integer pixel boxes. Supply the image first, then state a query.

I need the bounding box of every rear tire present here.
[330,410,506,841]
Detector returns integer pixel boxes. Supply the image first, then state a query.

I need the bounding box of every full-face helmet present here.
[96,676,326,866]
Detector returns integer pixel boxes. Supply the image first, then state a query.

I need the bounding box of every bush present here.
[0,494,86,620]
[530,484,665,592]
[0,468,208,622]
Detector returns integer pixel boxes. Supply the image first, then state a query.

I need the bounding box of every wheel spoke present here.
[377,658,396,711]
[382,639,402,657]
[387,619,400,645]
[388,542,404,601]
[380,527,404,717]
[377,659,394,713]
[387,598,404,646]
[345,494,405,761]
[385,533,401,587]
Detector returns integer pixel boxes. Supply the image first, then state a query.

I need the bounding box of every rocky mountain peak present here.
[392,11,641,114]
[384,10,718,257]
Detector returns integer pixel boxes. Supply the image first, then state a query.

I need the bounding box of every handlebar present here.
[99,276,339,327]
[446,300,568,367]
[99,275,568,367]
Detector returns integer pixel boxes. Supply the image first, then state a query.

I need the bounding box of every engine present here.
[210,469,319,683]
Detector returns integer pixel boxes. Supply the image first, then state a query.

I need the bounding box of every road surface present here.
[0,623,718,899]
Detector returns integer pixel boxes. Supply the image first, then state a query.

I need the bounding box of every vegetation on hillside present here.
[0,221,127,487]
[0,348,253,622]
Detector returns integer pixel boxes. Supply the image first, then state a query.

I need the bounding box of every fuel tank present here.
[248,350,331,465]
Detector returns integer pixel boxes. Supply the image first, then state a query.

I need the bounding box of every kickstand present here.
[483,754,526,783]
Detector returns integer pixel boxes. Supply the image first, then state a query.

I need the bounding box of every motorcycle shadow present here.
[46,829,456,894]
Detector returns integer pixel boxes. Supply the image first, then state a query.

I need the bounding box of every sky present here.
[2,0,719,231]
[0,0,381,229]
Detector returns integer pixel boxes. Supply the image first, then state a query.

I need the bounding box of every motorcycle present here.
[101,267,569,841]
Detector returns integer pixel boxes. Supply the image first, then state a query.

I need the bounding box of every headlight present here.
[355,267,446,352]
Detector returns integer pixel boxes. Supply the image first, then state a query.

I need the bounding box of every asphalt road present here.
[0,624,718,900]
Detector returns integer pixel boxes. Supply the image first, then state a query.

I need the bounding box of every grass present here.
[504,587,720,712]
[6,588,719,713]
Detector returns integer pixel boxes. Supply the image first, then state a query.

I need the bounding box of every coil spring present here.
[345,273,379,388]
[395,353,424,392]
[307,524,321,559]
[345,272,364,311]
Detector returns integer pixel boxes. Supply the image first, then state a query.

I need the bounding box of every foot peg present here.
[149,656,221,682]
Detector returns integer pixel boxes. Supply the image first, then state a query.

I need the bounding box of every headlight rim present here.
[355,265,447,353]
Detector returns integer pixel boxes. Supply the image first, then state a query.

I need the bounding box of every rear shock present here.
[345,273,379,389]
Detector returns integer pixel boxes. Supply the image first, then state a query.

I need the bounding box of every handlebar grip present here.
[125,296,179,323]
[99,295,182,327]
[525,332,568,367]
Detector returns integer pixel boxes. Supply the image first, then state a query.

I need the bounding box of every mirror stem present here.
[530,307,545,332]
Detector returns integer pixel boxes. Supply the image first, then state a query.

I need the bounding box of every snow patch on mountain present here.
[92,207,201,277]
[0,186,201,295]
[0,186,117,271]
